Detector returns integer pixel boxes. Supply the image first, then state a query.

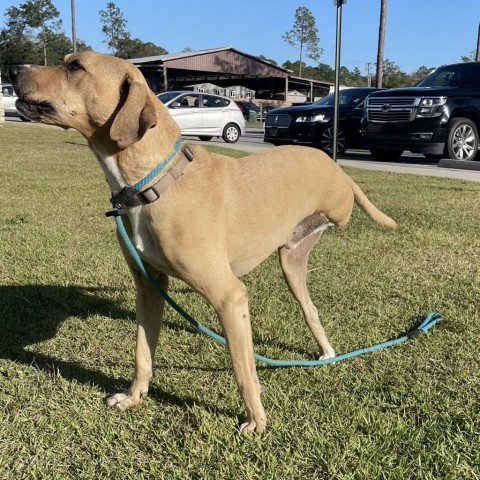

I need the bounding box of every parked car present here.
[1,83,30,121]
[264,87,380,156]
[258,104,277,122]
[235,100,260,121]
[157,91,245,143]
[361,62,480,161]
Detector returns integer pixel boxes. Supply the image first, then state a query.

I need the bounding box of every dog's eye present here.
[67,60,83,72]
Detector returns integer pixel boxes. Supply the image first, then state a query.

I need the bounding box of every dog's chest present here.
[98,152,171,273]
[126,208,170,272]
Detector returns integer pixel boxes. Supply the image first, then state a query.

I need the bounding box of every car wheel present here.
[20,116,31,122]
[370,148,404,161]
[320,126,347,157]
[446,117,479,161]
[223,123,240,143]
[198,136,213,141]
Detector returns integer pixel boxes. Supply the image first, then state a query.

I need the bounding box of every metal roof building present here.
[129,47,332,101]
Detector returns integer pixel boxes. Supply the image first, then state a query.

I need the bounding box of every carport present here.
[129,47,331,100]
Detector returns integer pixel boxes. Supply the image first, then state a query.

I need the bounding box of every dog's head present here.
[10,51,158,149]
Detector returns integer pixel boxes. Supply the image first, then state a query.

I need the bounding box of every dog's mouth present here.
[15,98,56,122]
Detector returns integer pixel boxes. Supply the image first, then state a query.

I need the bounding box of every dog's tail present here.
[348,177,397,230]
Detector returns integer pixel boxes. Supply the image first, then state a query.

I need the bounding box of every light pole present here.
[71,0,77,52]
[332,0,347,162]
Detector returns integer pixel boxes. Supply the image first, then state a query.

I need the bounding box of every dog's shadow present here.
[0,284,234,417]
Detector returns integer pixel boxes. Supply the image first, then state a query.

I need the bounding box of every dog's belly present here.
[227,224,300,277]
[230,258,266,278]
[229,214,331,278]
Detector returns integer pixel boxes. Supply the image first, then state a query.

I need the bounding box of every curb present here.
[438,158,480,171]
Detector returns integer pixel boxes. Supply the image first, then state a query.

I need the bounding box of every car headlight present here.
[295,114,326,123]
[416,97,447,118]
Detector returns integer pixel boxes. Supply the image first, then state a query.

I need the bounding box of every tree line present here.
[0,1,167,79]
[0,1,475,90]
[278,4,475,88]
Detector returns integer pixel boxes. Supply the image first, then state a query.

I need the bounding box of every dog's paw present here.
[319,348,336,360]
[105,390,145,411]
[239,418,267,434]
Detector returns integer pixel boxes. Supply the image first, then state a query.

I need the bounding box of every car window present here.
[158,91,182,104]
[341,91,367,105]
[177,94,200,108]
[417,65,480,88]
[2,85,14,97]
[202,94,228,108]
[314,90,371,107]
[354,98,367,109]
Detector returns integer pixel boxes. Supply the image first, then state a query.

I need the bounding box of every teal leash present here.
[114,214,443,367]
[132,138,182,190]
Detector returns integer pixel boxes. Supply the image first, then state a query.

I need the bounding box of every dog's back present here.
[208,145,396,231]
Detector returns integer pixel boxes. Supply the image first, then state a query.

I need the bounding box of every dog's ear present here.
[110,75,157,149]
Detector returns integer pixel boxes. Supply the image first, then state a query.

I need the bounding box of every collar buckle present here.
[106,140,193,218]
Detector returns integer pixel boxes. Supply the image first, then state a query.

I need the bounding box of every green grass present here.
[246,121,263,129]
[1,123,479,479]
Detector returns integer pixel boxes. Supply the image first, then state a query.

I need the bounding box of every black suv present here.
[264,88,379,156]
[361,62,480,161]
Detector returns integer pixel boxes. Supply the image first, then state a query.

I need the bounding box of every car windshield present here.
[313,90,367,106]
[157,92,183,104]
[416,65,480,88]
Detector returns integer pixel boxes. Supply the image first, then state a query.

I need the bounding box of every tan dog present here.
[10,51,396,433]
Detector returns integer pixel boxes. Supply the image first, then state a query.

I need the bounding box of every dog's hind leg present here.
[279,213,335,359]
[106,261,168,411]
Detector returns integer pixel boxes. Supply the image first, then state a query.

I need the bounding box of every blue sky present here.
[2,0,479,74]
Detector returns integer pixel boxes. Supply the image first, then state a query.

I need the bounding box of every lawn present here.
[0,123,479,479]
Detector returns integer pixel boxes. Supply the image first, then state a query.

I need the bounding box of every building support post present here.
[163,65,168,92]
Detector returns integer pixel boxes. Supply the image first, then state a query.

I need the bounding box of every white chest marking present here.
[99,153,127,193]
[96,152,171,273]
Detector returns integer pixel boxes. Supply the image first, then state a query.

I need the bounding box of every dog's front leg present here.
[207,275,267,433]
[106,261,168,411]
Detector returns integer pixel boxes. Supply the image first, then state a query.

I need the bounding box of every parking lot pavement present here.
[207,131,480,182]
[339,150,480,183]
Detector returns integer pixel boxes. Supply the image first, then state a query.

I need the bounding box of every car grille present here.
[366,97,417,123]
[265,114,291,127]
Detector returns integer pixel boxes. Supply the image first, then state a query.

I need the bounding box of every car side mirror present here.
[170,102,181,108]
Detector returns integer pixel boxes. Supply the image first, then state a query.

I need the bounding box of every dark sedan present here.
[264,87,381,156]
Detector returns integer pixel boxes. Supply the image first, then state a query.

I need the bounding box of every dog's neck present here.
[89,108,182,195]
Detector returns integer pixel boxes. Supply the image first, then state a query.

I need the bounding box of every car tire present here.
[320,126,347,157]
[223,123,240,143]
[20,116,31,122]
[445,117,479,161]
[198,136,213,141]
[370,148,404,161]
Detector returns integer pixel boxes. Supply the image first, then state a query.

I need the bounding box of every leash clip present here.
[111,186,139,205]
[105,208,129,217]
[406,328,422,340]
